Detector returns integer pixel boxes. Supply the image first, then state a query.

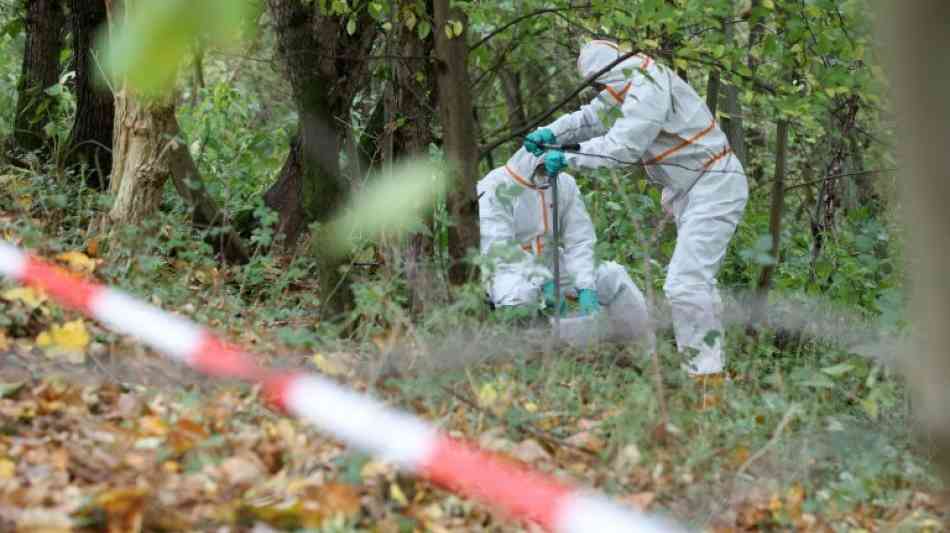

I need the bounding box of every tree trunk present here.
[720,14,747,167]
[706,70,721,118]
[498,66,527,131]
[264,0,377,315]
[166,118,249,264]
[889,0,950,480]
[434,0,480,284]
[108,90,176,225]
[390,4,438,314]
[809,96,859,278]
[12,0,64,155]
[750,120,788,328]
[66,0,114,190]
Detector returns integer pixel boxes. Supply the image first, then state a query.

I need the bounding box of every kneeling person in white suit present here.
[478,148,649,341]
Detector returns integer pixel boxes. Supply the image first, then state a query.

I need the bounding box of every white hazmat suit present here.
[541,40,749,374]
[478,148,649,341]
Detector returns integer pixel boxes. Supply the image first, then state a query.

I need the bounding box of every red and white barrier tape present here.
[0,241,681,533]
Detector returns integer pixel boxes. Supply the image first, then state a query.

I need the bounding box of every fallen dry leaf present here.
[1,286,47,308]
[95,487,148,533]
[0,458,14,479]
[221,455,264,486]
[623,491,656,510]
[511,439,551,464]
[614,443,642,471]
[565,431,606,453]
[313,353,347,377]
[36,320,90,363]
[55,251,97,274]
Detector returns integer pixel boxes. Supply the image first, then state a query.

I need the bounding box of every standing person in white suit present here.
[478,147,649,342]
[524,40,748,375]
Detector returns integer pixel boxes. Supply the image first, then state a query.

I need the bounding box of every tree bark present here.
[264,0,377,315]
[750,120,788,328]
[888,0,950,480]
[720,14,747,167]
[12,0,64,155]
[706,70,721,118]
[66,0,114,190]
[809,95,859,279]
[498,66,527,132]
[389,3,438,314]
[434,0,480,284]
[108,90,176,225]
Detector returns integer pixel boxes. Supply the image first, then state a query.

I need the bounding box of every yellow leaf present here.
[312,353,345,377]
[139,415,169,437]
[0,458,14,479]
[523,401,538,413]
[763,0,775,8]
[477,382,498,408]
[2,286,47,308]
[36,320,90,363]
[16,194,31,210]
[55,251,97,274]
[389,482,409,506]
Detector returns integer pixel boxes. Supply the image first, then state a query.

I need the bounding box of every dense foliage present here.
[0,0,943,530]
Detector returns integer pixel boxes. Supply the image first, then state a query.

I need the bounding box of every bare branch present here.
[479,50,639,157]
[468,5,593,53]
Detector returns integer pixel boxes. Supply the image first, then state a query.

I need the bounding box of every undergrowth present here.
[0,159,944,531]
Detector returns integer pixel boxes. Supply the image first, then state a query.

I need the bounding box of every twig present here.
[440,385,597,456]
[734,404,800,481]
[469,5,592,52]
[702,403,800,529]
[779,168,896,193]
[480,50,639,156]
[609,171,671,433]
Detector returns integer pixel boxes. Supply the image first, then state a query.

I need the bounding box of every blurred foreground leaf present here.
[101,0,261,94]
[325,159,448,256]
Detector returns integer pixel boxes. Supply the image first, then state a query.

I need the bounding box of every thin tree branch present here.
[778,168,896,193]
[479,50,639,157]
[469,5,592,53]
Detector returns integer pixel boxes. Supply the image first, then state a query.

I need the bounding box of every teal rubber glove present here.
[578,289,601,316]
[524,128,556,156]
[542,280,566,316]
[544,150,566,177]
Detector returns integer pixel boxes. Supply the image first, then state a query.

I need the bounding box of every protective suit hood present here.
[505,148,545,187]
[576,40,648,91]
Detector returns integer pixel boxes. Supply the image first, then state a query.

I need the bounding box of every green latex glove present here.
[542,280,566,316]
[578,289,601,316]
[524,128,556,156]
[544,150,566,177]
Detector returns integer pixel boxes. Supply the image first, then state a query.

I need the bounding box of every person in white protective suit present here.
[478,147,649,341]
[524,40,749,375]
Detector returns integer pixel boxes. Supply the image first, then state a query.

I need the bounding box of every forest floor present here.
[0,171,947,532]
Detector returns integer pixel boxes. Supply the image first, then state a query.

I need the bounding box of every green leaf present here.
[417,20,431,40]
[821,362,855,377]
[0,382,23,399]
[346,18,357,36]
[861,395,879,420]
[800,371,836,389]
[102,0,260,94]
[326,159,448,256]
